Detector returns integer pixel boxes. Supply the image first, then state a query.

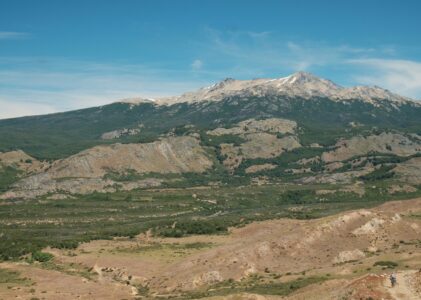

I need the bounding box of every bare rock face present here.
[1,136,212,199]
[321,133,421,163]
[101,128,141,140]
[207,118,297,136]
[245,164,277,174]
[207,118,301,171]
[332,249,366,264]
[220,134,301,171]
[45,136,212,178]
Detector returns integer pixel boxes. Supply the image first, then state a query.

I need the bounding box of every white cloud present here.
[0,31,28,40]
[191,59,203,70]
[349,58,421,99]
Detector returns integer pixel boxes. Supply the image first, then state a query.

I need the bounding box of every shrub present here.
[32,251,53,262]
[373,261,398,268]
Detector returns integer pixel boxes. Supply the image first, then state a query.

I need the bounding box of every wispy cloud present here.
[0,31,28,40]
[0,57,212,119]
[349,58,421,99]
[193,28,421,99]
[191,59,203,70]
[1,27,420,119]
[199,28,389,77]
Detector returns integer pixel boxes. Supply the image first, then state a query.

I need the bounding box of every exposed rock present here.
[297,156,321,165]
[192,271,223,287]
[394,157,421,184]
[1,177,163,199]
[388,184,418,194]
[333,249,365,264]
[352,218,385,235]
[220,134,301,171]
[101,127,141,140]
[300,167,374,184]
[240,134,300,159]
[37,136,212,178]
[245,164,277,174]
[207,118,297,136]
[322,132,421,163]
[0,150,46,173]
[1,136,212,199]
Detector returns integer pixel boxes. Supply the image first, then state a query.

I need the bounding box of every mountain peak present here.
[145,72,415,106]
[289,71,319,82]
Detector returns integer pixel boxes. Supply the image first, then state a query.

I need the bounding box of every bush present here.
[373,261,398,268]
[32,251,54,262]
[157,219,230,237]
[360,165,395,181]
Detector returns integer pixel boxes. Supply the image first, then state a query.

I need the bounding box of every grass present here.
[37,261,94,280]
[117,242,213,253]
[180,275,328,299]
[0,268,29,285]
[373,261,398,268]
[0,166,21,193]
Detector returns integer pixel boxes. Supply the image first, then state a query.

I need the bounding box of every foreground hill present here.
[1,198,420,299]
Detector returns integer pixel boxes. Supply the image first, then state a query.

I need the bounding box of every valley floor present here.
[1,198,421,300]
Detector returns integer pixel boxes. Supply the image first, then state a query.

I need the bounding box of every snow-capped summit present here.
[124,72,416,106]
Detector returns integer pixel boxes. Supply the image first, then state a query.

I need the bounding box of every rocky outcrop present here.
[39,136,212,178]
[207,118,301,171]
[322,133,421,163]
[207,118,297,136]
[1,136,212,199]
[220,134,301,171]
[101,127,141,140]
[245,164,277,174]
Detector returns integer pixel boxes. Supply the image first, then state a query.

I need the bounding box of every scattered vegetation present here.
[360,165,395,181]
[181,275,328,298]
[373,261,398,268]
[1,182,419,260]
[0,166,21,193]
[0,268,28,285]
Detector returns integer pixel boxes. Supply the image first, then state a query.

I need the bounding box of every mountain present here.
[0,71,420,200]
[0,73,420,192]
[0,72,420,160]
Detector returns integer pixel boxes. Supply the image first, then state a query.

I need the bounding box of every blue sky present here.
[1,0,421,119]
